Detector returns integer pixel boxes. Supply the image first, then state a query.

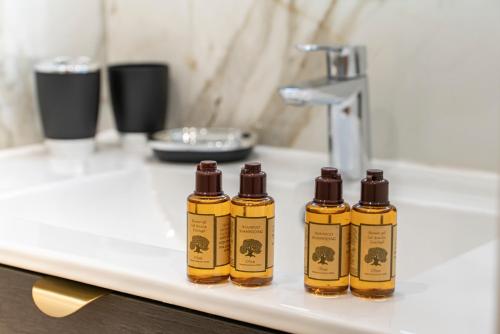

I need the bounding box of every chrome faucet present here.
[279,44,370,180]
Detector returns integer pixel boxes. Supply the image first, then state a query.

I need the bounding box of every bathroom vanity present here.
[0,265,274,333]
[0,133,497,334]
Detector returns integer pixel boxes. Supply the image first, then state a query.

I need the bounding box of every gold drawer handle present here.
[32,276,107,318]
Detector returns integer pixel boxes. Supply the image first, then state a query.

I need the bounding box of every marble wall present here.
[0,0,499,171]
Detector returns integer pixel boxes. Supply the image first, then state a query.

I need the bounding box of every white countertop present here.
[0,137,497,334]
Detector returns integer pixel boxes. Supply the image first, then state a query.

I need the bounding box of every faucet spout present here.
[279,78,360,110]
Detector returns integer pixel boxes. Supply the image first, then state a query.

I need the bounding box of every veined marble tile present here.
[322,0,500,170]
[0,0,498,171]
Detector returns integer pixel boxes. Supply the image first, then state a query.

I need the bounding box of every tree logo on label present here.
[240,239,262,257]
[312,246,334,265]
[190,235,209,253]
[364,247,387,266]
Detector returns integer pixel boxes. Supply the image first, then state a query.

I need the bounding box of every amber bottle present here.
[230,162,274,287]
[187,161,231,284]
[304,167,350,295]
[350,169,397,298]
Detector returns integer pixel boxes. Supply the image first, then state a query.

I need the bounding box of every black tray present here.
[150,128,256,163]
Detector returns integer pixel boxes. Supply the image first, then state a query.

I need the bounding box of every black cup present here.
[108,63,168,134]
[35,58,100,140]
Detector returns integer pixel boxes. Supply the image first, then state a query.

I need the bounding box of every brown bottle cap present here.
[360,169,389,206]
[314,167,343,205]
[194,160,223,196]
[238,162,267,198]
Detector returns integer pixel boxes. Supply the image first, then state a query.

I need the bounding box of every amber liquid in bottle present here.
[304,167,350,296]
[305,202,350,295]
[187,161,231,284]
[350,170,397,298]
[230,162,274,287]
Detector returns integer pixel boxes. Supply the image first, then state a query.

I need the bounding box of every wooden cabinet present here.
[0,265,281,334]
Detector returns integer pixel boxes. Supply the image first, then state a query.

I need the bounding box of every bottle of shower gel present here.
[187,161,231,284]
[230,162,274,287]
[350,169,397,298]
[304,167,350,295]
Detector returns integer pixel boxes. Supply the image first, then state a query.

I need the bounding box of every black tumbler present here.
[108,63,168,134]
[35,57,100,140]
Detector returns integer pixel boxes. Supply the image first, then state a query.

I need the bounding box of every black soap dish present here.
[150,127,257,162]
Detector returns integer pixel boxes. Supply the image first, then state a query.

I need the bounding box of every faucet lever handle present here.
[296,44,366,79]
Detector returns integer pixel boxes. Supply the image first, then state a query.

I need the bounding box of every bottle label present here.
[350,223,397,282]
[391,225,397,277]
[187,213,230,269]
[230,217,235,268]
[341,224,350,277]
[304,222,349,280]
[232,216,274,272]
[350,225,359,277]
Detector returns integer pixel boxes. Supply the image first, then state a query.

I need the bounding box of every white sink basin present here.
[0,138,497,334]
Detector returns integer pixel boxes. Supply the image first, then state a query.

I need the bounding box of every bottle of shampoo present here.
[304,167,350,295]
[350,169,397,298]
[230,162,274,287]
[187,161,231,284]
